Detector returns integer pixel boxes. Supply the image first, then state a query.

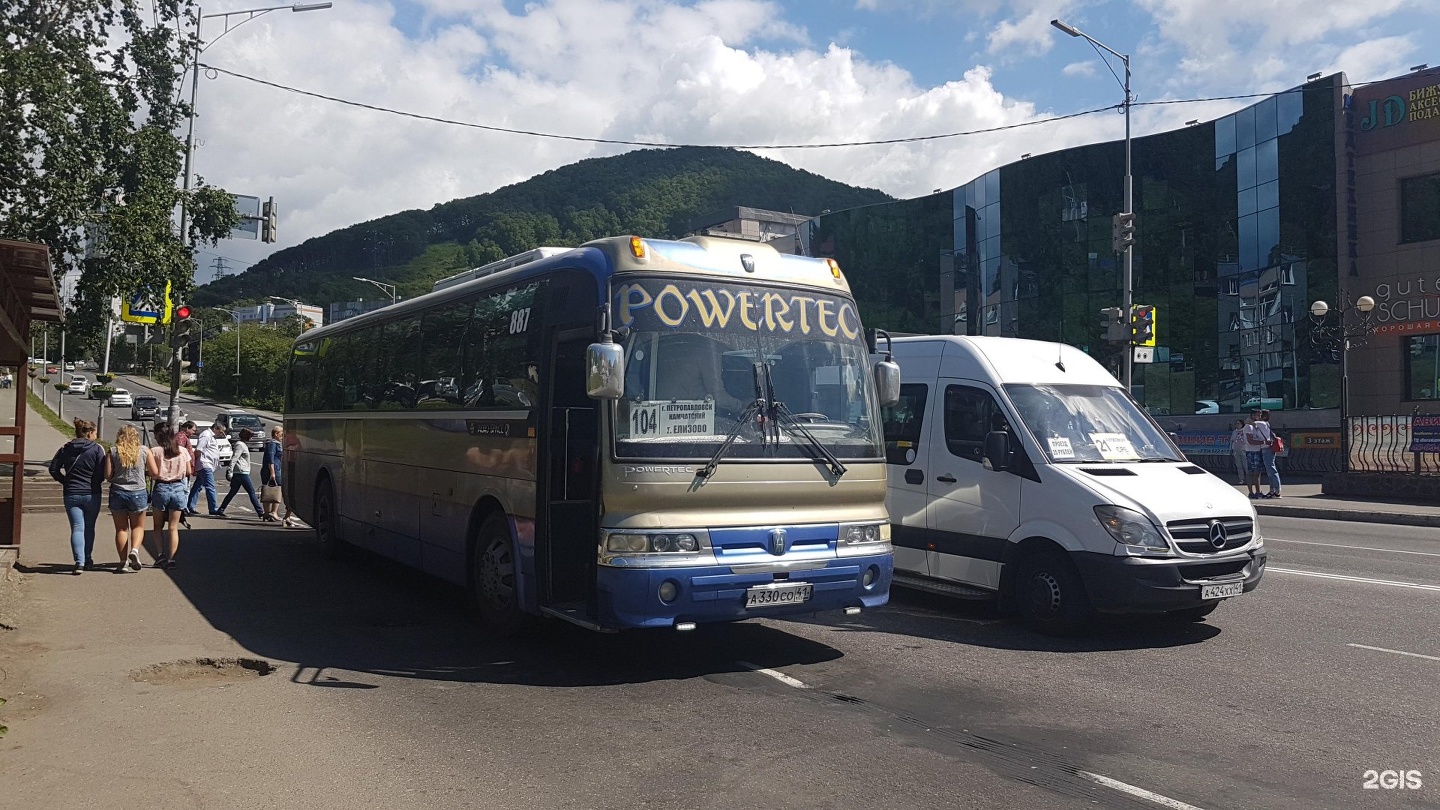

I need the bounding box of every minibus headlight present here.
[1093,505,1168,550]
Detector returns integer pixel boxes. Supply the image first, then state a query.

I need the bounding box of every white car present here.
[67,375,89,395]
[108,388,133,408]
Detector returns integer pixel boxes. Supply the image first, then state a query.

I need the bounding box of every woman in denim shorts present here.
[149,424,193,569]
[105,424,150,572]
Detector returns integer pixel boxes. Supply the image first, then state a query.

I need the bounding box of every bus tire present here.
[314,478,346,560]
[470,513,525,637]
[1167,603,1219,623]
[1015,552,1094,636]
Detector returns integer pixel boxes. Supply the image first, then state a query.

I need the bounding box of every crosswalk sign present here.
[120,281,173,325]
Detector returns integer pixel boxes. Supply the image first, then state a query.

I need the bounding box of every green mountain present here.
[192,147,893,308]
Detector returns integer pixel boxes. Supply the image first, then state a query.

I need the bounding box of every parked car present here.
[214,409,268,452]
[108,388,133,408]
[66,375,89,395]
[131,395,160,421]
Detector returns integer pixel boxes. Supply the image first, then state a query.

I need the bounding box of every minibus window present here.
[881,384,928,465]
[943,385,1008,464]
[1006,384,1182,463]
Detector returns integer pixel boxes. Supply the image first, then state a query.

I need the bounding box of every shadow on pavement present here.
[140,521,844,688]
[794,586,1223,652]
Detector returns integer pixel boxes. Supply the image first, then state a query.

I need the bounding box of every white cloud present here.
[1062,59,1097,77]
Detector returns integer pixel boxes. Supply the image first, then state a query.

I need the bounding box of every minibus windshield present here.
[1005,384,1183,463]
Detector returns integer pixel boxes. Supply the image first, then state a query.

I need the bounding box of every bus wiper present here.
[756,362,846,478]
[773,402,847,478]
[696,399,763,480]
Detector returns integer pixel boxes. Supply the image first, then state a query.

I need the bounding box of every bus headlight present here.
[839,522,889,545]
[605,532,701,553]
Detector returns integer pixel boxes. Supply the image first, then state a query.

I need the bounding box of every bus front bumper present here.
[596,554,893,630]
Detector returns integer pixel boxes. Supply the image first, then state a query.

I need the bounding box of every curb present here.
[1255,503,1440,529]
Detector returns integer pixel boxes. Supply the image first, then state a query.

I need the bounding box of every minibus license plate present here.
[745,583,813,607]
[1200,582,1244,600]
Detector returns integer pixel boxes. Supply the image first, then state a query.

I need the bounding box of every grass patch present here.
[27,389,73,435]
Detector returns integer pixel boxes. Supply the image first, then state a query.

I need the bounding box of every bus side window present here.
[881,383,928,465]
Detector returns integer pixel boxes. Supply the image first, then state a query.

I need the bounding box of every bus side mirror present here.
[983,431,1009,472]
[874,359,900,407]
[586,337,625,399]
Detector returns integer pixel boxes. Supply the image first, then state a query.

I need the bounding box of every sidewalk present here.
[1243,481,1440,528]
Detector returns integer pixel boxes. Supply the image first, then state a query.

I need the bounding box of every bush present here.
[90,385,115,401]
[95,373,115,384]
[53,383,67,392]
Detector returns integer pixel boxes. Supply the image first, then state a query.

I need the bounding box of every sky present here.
[185,0,1440,286]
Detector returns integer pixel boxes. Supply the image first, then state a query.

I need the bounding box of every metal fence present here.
[1347,416,1440,474]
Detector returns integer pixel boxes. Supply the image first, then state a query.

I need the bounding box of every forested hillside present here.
[193,147,892,307]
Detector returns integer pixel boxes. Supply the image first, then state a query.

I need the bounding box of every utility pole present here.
[211,256,231,282]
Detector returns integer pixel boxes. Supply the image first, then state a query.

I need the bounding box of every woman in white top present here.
[216,429,264,519]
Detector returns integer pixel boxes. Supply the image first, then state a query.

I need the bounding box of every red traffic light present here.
[175,305,192,319]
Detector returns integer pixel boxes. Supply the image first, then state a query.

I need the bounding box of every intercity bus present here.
[284,234,898,633]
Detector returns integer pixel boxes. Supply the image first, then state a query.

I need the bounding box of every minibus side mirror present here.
[983,431,1010,472]
[586,337,625,399]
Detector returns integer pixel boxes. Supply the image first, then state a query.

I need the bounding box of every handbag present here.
[1270,434,1285,454]
[261,484,283,505]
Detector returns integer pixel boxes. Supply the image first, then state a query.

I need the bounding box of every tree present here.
[1,1,239,346]
[196,322,299,411]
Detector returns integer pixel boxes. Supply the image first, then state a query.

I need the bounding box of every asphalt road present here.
[36,512,1423,810]
[34,373,279,436]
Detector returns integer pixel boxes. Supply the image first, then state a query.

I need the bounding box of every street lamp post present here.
[213,307,243,397]
[1309,295,1376,472]
[1052,18,1134,390]
[176,2,333,242]
[269,295,316,330]
[352,276,398,306]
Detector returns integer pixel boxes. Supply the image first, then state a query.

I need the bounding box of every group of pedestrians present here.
[1228,409,1282,499]
[47,415,298,575]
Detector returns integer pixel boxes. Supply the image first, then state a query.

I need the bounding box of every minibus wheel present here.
[470,514,525,637]
[1016,552,1094,635]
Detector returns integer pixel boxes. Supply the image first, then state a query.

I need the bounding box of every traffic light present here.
[1099,306,1126,343]
[171,304,197,347]
[261,197,277,243]
[1130,304,1157,347]
[1111,212,1136,253]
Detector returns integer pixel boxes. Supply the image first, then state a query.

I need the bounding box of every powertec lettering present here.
[616,280,862,341]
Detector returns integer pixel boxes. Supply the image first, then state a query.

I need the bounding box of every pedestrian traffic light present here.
[1111,212,1136,253]
[1131,304,1157,347]
[261,197,277,243]
[1099,306,1126,343]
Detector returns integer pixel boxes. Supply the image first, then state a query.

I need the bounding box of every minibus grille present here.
[1178,558,1250,581]
[1165,516,1253,554]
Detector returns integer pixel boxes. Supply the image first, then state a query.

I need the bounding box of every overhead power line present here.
[199,63,1119,148]
[198,63,1400,150]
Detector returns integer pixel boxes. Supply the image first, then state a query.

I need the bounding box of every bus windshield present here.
[1005,383,1183,463]
[612,278,882,461]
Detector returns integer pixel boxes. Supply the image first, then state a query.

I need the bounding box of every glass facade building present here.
[811,76,1343,417]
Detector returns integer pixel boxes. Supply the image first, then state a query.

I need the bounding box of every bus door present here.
[539,330,599,610]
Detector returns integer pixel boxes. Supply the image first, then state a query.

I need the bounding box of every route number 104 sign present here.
[631,400,716,437]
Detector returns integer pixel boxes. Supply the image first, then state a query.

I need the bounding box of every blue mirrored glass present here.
[1255,96,1278,142]
[1236,146,1257,190]
[1215,115,1236,157]
[1236,105,1256,151]
[1256,137,1279,185]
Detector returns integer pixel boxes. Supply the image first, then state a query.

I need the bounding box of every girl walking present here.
[149,424,193,569]
[49,418,106,574]
[217,429,263,519]
[105,424,149,572]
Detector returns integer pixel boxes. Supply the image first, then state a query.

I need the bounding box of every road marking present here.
[736,661,809,689]
[1267,566,1440,592]
[1079,771,1207,810]
[1347,643,1440,663]
[1268,538,1440,558]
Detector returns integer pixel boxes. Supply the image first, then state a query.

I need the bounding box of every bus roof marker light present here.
[629,236,647,259]
[826,258,842,280]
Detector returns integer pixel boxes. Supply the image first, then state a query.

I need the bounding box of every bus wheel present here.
[314,479,345,560]
[1016,552,1093,635]
[471,514,524,636]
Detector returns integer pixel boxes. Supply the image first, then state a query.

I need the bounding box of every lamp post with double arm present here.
[352,276,397,306]
[1308,295,1376,472]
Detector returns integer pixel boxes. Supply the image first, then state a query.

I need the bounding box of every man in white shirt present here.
[186,422,227,516]
[1228,418,1248,485]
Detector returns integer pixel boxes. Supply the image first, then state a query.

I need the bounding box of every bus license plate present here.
[745,583,813,608]
[1200,581,1244,600]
